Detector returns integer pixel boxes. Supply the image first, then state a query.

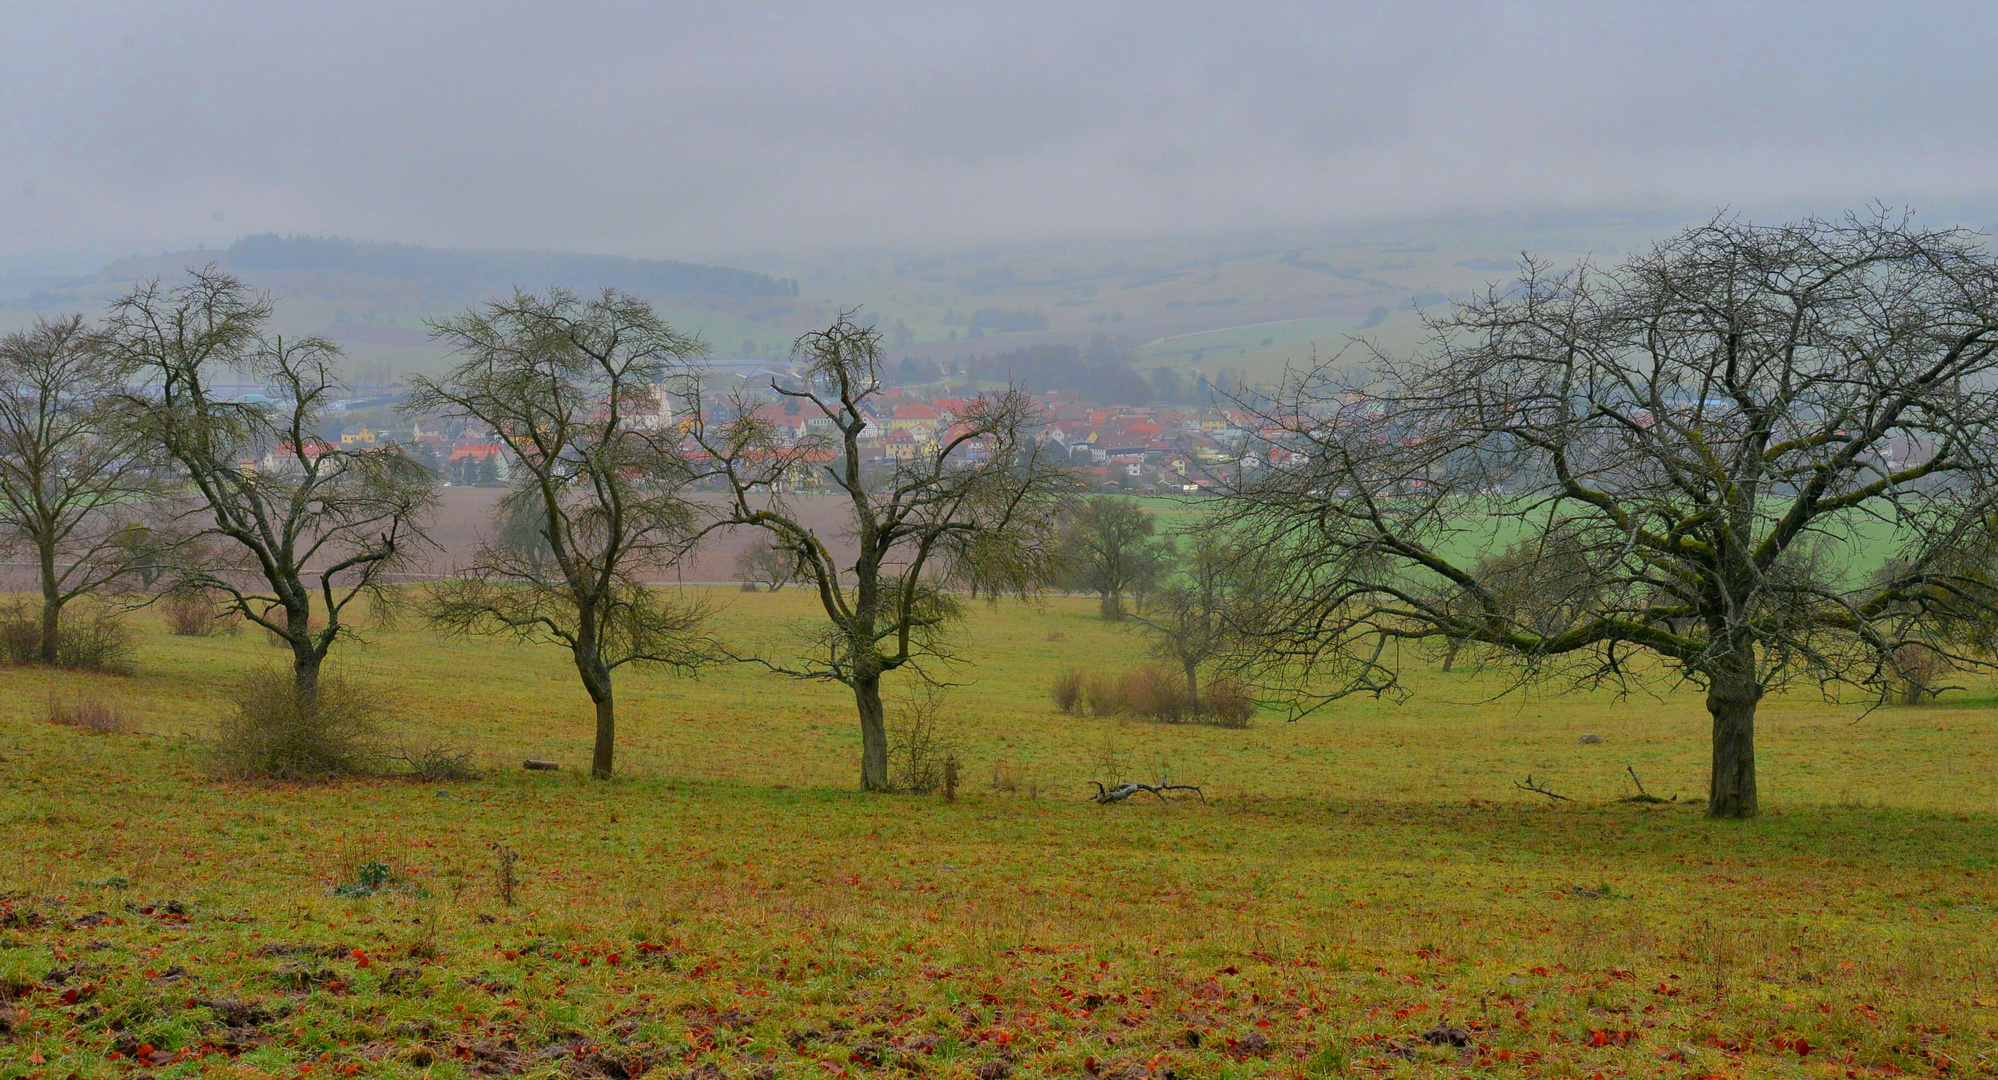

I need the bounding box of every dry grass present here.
[1050,668,1085,714]
[43,690,130,734]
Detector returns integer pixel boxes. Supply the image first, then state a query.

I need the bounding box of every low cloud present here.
[6,1,1997,261]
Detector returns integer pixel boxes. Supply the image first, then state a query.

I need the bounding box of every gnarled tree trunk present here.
[1099,590,1124,621]
[1706,667,1761,818]
[286,604,323,703]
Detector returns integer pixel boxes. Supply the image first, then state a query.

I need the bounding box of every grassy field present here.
[2,589,1996,1078]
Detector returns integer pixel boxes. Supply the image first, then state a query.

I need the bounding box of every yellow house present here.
[339,428,380,447]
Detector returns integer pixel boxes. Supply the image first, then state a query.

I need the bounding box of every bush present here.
[389,743,483,782]
[46,692,131,734]
[1050,669,1085,714]
[1204,675,1257,727]
[161,589,240,637]
[1060,664,1253,727]
[887,691,958,795]
[1120,664,1191,722]
[1083,673,1123,717]
[58,609,136,674]
[210,670,386,781]
[0,601,135,673]
[0,611,36,663]
[1892,643,1947,705]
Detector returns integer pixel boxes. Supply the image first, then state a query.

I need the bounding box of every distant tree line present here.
[228,235,800,299]
[957,308,1049,333]
[973,338,1151,403]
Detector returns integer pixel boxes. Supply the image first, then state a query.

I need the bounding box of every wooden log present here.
[523,759,560,771]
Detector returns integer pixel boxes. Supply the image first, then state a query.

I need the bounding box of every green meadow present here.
[1,589,1994,1078]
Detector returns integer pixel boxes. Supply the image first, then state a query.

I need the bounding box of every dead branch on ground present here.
[1619,764,1671,803]
[1088,780,1205,805]
[1514,774,1571,801]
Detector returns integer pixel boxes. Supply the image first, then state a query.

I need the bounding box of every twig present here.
[1514,775,1570,801]
[1088,780,1206,805]
[1620,764,1671,803]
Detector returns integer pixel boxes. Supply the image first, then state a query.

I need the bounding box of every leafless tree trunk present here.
[1706,662,1760,816]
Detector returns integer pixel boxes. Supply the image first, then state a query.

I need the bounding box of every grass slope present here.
[1,590,1994,1078]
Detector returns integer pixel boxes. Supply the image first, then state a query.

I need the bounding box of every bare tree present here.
[107,269,435,699]
[1058,495,1173,619]
[411,289,715,779]
[1222,211,1998,818]
[734,537,799,592]
[1127,533,1264,715]
[690,314,1077,791]
[0,316,161,663]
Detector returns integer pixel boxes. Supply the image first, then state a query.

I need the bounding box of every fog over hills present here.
[10,3,1998,261]
[15,195,1998,391]
[10,3,1998,388]
[0,209,1685,384]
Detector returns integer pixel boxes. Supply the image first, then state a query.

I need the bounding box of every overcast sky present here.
[6,1,1998,264]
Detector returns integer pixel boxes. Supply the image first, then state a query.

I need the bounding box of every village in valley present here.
[315,376,1275,496]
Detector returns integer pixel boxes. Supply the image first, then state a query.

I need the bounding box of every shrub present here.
[0,610,36,663]
[210,670,385,781]
[58,609,136,674]
[1050,669,1085,714]
[161,589,241,637]
[46,692,131,734]
[1204,675,1257,727]
[390,743,483,782]
[1891,643,1947,705]
[988,759,1038,797]
[0,601,135,673]
[887,691,957,795]
[1061,664,1253,727]
[1083,673,1124,717]
[1120,664,1191,722]
[492,844,521,907]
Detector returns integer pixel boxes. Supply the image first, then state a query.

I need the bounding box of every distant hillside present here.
[227,235,799,299]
